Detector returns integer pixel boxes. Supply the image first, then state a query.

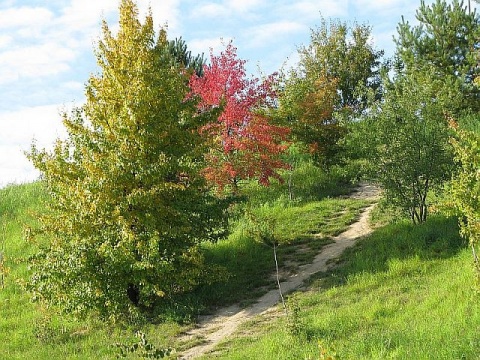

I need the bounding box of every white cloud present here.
[0,6,53,29]
[0,104,67,146]
[245,21,306,48]
[0,42,75,84]
[0,104,69,186]
[227,0,263,14]
[0,35,12,48]
[0,0,177,85]
[351,0,417,21]
[55,0,118,50]
[192,3,228,19]
[191,0,263,20]
[279,0,347,20]
[189,37,233,57]
[0,0,182,88]
[58,0,118,32]
[62,81,84,92]
[0,4,97,86]
[354,0,403,10]
[142,0,181,33]
[0,144,40,187]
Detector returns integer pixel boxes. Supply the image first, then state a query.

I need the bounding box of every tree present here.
[367,68,459,224]
[167,37,205,76]
[26,0,228,320]
[448,121,480,281]
[280,69,344,165]
[279,18,384,165]
[189,42,290,192]
[395,0,480,111]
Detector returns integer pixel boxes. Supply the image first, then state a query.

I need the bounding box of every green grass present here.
[0,181,369,358]
[205,216,480,359]
[239,160,358,206]
[185,197,370,310]
[3,181,478,359]
[0,183,184,359]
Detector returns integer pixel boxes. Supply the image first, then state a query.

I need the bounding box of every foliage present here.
[279,18,384,165]
[26,0,229,320]
[189,42,291,192]
[395,0,480,111]
[167,37,205,77]
[286,295,305,338]
[363,0,480,225]
[304,18,384,112]
[366,67,457,224]
[448,121,480,280]
[284,71,345,165]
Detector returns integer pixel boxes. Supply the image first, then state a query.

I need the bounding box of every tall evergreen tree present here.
[168,37,205,76]
[395,0,480,111]
[27,0,228,320]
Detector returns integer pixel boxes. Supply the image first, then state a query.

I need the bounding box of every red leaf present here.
[189,42,290,190]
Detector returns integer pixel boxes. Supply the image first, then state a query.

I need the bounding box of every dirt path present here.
[178,183,380,359]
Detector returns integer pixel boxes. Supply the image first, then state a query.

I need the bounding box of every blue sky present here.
[0,0,475,186]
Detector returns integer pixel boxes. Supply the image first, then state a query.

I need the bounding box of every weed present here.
[286,295,305,338]
[315,340,339,360]
[115,331,173,359]
[0,251,5,289]
[34,313,66,344]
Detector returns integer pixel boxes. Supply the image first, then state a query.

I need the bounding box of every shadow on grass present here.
[308,215,465,289]
[197,237,275,309]
[161,235,339,321]
[150,236,277,323]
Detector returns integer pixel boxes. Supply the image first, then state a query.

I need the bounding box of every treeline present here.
[26,0,480,321]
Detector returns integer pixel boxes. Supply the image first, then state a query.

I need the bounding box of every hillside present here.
[1,182,478,359]
[199,216,479,359]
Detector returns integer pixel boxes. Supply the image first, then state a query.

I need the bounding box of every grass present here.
[0,183,185,359]
[204,216,480,359]
[240,161,357,206]
[0,178,368,358]
[2,179,478,359]
[182,197,370,311]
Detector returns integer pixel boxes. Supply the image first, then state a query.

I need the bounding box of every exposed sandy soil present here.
[178,183,381,359]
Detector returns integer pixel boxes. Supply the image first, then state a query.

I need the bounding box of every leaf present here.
[189,41,290,191]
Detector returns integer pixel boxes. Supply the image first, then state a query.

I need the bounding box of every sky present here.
[0,0,476,187]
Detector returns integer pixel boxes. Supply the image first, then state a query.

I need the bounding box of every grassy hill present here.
[207,216,479,359]
[0,182,478,359]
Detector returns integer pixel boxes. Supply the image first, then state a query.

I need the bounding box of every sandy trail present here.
[178,183,380,359]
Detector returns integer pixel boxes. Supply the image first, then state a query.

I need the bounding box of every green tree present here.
[448,121,480,281]
[26,0,228,320]
[167,37,205,76]
[279,18,384,165]
[395,0,480,111]
[367,68,459,224]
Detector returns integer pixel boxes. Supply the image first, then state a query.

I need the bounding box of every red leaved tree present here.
[189,42,290,191]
